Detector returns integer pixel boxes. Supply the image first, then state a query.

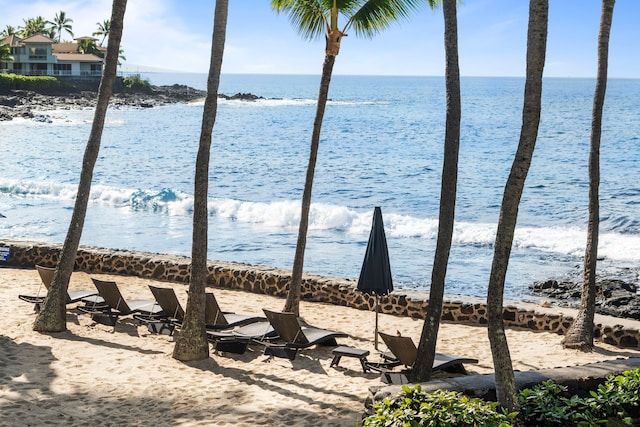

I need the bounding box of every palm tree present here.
[486,0,548,416]
[172,0,229,362]
[19,16,49,38]
[49,10,74,42]
[77,38,99,55]
[273,0,436,317]
[93,20,110,46]
[0,43,13,63]
[32,0,128,333]
[411,0,458,383]
[562,0,615,351]
[1,25,17,39]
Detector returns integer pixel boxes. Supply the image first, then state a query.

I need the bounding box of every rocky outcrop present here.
[218,92,264,101]
[531,279,640,320]
[0,85,204,121]
[0,82,266,121]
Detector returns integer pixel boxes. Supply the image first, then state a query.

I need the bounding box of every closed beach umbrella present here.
[357,206,393,349]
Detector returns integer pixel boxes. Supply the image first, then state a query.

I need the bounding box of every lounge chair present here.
[78,278,163,329]
[207,321,277,354]
[18,265,102,312]
[366,331,479,384]
[139,286,266,333]
[204,292,265,330]
[134,285,187,334]
[259,309,347,359]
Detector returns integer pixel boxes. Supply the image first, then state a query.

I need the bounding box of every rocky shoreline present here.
[530,277,640,320]
[0,84,265,121]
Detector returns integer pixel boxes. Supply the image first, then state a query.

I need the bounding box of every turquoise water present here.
[1,74,639,300]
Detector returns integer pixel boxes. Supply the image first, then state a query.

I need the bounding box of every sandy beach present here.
[2,267,640,426]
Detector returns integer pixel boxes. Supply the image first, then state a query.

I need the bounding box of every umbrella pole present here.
[374,294,379,350]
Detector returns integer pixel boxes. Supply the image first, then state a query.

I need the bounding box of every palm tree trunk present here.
[487,0,547,415]
[283,53,336,316]
[173,0,228,361]
[412,0,461,382]
[32,0,127,333]
[562,0,615,351]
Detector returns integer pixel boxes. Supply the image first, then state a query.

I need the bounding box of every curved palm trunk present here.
[32,0,127,333]
[487,0,547,415]
[562,0,614,351]
[283,43,338,316]
[173,0,228,361]
[412,0,461,383]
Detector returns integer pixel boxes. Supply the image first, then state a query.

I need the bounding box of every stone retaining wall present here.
[2,240,638,348]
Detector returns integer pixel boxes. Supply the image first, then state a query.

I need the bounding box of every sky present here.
[1,0,638,78]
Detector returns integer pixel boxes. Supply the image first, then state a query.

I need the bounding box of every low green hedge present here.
[0,74,65,90]
[363,367,640,426]
[122,74,153,94]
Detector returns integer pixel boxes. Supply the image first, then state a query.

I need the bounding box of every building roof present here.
[52,42,78,53]
[74,36,98,41]
[22,34,55,44]
[2,34,22,47]
[53,53,103,62]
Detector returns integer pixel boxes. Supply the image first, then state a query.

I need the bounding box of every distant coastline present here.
[0,80,207,122]
[0,77,271,122]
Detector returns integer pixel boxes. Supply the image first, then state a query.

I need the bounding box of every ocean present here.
[1,73,639,301]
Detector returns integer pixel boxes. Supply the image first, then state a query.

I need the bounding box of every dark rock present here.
[0,83,207,121]
[0,96,19,107]
[218,92,264,101]
[530,278,640,321]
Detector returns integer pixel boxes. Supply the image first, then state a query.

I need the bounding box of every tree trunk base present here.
[561,340,593,352]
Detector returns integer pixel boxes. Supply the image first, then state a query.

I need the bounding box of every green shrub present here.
[0,73,64,90]
[518,380,604,426]
[585,369,640,423]
[363,368,640,427]
[122,74,153,93]
[362,385,517,427]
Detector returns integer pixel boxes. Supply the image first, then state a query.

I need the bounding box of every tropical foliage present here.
[363,385,516,427]
[19,16,54,39]
[49,10,74,42]
[93,19,110,46]
[0,25,17,39]
[122,74,151,92]
[364,370,640,427]
[0,43,13,62]
[0,74,63,90]
[77,38,98,55]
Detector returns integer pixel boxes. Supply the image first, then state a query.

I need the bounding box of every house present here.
[0,34,104,77]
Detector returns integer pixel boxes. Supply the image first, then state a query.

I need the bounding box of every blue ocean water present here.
[1,74,639,301]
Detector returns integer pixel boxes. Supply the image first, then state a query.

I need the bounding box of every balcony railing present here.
[2,69,102,77]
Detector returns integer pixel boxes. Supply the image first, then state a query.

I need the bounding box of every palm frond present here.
[273,0,330,40]
[346,0,437,37]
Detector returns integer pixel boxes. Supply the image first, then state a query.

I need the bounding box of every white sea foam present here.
[3,177,638,264]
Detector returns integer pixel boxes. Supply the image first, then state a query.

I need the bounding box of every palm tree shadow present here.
[0,335,57,401]
[47,329,163,355]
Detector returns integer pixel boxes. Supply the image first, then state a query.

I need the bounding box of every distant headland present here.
[0,75,263,121]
